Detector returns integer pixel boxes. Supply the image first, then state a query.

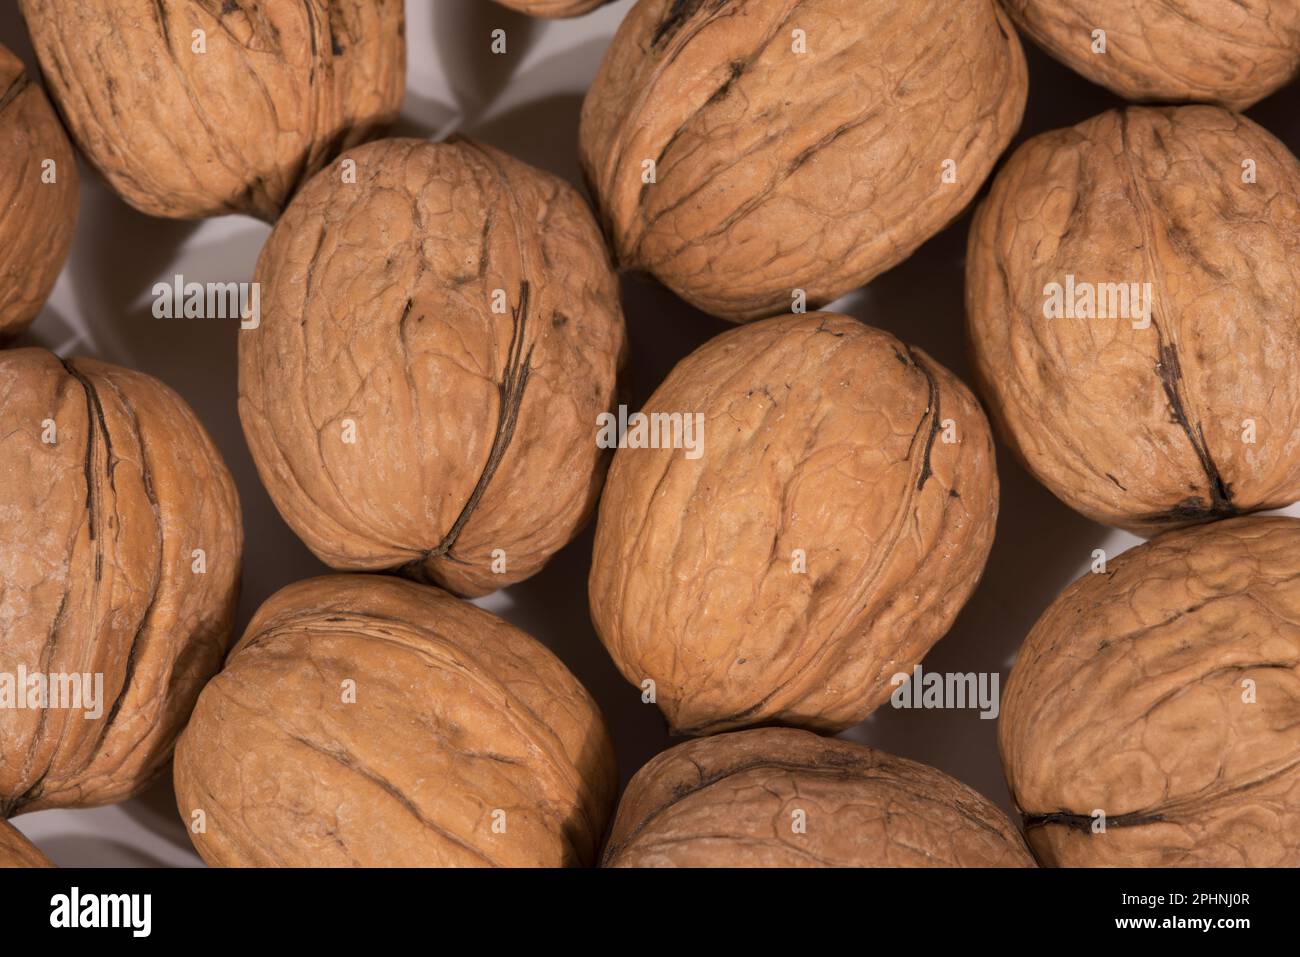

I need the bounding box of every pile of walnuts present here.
[1,0,1297,871]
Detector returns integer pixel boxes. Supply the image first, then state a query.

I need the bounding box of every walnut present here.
[18,0,406,220]
[588,312,998,735]
[966,105,1300,534]
[1002,0,1300,110]
[240,136,626,597]
[578,0,1027,322]
[0,819,52,867]
[603,728,1034,867]
[494,0,610,17]
[1000,516,1300,867]
[0,42,78,342]
[0,348,242,814]
[174,574,617,867]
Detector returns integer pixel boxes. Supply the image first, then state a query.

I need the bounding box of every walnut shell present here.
[18,0,406,220]
[240,137,626,597]
[1003,0,1300,110]
[494,0,609,17]
[174,574,617,867]
[1000,516,1300,867]
[603,728,1034,867]
[0,348,242,814]
[578,0,1027,322]
[0,819,52,867]
[589,312,998,734]
[0,42,78,342]
[967,106,1300,534]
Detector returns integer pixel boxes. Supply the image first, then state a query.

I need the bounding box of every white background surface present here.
[5,0,1300,866]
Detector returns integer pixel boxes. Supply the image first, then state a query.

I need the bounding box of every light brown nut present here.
[18,0,406,220]
[0,42,78,342]
[589,312,998,735]
[494,0,610,17]
[1003,0,1300,110]
[0,819,53,868]
[1000,516,1300,867]
[966,106,1300,534]
[174,574,618,868]
[0,348,242,814]
[578,0,1027,322]
[603,728,1035,867]
[240,137,627,597]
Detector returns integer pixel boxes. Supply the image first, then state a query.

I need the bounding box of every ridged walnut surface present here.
[1003,0,1300,110]
[578,0,1027,322]
[0,820,52,867]
[174,575,618,867]
[603,728,1035,867]
[967,106,1300,534]
[0,349,242,814]
[589,313,998,735]
[0,43,77,341]
[240,137,626,597]
[1000,516,1300,867]
[18,0,406,220]
[495,0,609,17]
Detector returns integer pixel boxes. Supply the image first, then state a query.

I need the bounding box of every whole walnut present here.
[0,820,52,868]
[0,348,242,814]
[18,0,406,220]
[603,728,1034,867]
[579,0,1027,322]
[967,106,1300,534]
[589,312,998,735]
[1002,0,1300,110]
[1000,516,1300,867]
[240,137,626,597]
[0,42,78,342]
[174,575,617,867]
[494,0,609,17]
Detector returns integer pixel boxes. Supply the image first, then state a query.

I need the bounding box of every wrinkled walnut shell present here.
[174,574,617,867]
[603,728,1035,867]
[0,819,52,867]
[240,137,626,597]
[1000,516,1300,867]
[494,0,609,17]
[589,312,998,734]
[0,348,242,814]
[0,42,78,341]
[19,0,406,220]
[579,0,1027,321]
[1003,0,1300,110]
[967,106,1300,534]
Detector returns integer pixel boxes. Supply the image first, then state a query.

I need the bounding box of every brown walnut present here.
[603,728,1035,867]
[0,819,52,867]
[589,312,998,735]
[578,0,1027,322]
[0,348,242,814]
[967,106,1300,534]
[18,0,406,220]
[174,574,618,867]
[1000,516,1300,867]
[0,42,78,342]
[1003,0,1300,110]
[240,137,626,597]
[494,0,610,17]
